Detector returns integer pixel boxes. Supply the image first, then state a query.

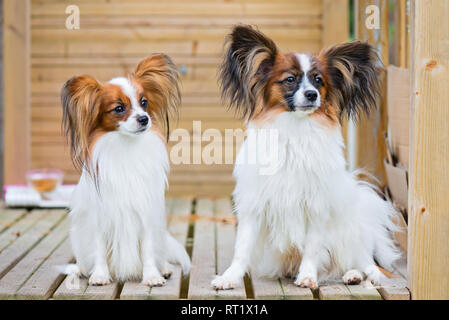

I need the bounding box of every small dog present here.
[212,25,400,289]
[61,54,190,286]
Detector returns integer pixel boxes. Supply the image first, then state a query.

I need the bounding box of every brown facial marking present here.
[133,53,181,141]
[97,83,132,132]
[251,53,301,124]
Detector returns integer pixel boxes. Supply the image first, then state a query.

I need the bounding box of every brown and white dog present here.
[61,54,190,286]
[212,25,400,289]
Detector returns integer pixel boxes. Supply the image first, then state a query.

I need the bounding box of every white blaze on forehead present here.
[292,53,321,112]
[296,53,312,74]
[108,77,140,111]
[108,77,151,134]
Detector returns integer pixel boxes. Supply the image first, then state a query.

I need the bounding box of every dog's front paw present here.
[343,269,363,285]
[161,265,173,279]
[364,265,383,286]
[142,275,166,287]
[294,276,318,289]
[211,275,240,290]
[89,271,112,286]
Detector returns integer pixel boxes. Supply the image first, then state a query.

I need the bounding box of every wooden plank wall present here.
[4,0,31,185]
[30,0,333,196]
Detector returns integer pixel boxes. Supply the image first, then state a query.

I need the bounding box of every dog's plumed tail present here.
[167,233,191,275]
[55,264,81,276]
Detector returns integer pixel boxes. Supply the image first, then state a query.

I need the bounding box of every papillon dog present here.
[212,25,400,290]
[61,54,190,286]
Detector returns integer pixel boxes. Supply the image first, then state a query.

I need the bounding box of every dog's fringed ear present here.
[219,25,278,120]
[319,41,382,121]
[61,75,102,170]
[134,54,181,140]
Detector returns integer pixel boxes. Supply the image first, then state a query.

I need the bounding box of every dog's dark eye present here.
[285,76,295,84]
[141,99,148,109]
[114,106,125,114]
[314,76,323,85]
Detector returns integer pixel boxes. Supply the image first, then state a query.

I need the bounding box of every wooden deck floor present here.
[0,198,410,300]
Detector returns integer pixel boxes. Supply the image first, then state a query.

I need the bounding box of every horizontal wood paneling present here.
[31,0,325,196]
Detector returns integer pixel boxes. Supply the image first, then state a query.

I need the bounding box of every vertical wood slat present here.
[0,0,4,195]
[408,0,449,300]
[3,0,30,184]
[215,198,246,299]
[354,0,389,186]
[395,0,409,68]
[149,198,189,299]
[322,0,350,159]
[187,198,216,299]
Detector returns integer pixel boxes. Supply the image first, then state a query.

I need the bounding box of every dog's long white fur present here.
[212,112,400,289]
[64,130,190,284]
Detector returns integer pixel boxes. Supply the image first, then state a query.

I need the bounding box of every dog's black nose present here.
[137,115,149,126]
[305,90,318,102]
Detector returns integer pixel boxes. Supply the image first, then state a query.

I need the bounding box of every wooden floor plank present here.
[150,198,190,300]
[0,208,28,235]
[188,198,217,300]
[53,276,89,299]
[280,278,314,300]
[252,276,284,300]
[120,198,191,300]
[0,210,66,280]
[0,210,43,252]
[318,284,353,300]
[82,281,119,300]
[377,275,409,300]
[346,282,382,300]
[53,272,118,300]
[119,199,175,300]
[215,198,246,299]
[377,254,410,300]
[0,216,70,298]
[15,238,73,299]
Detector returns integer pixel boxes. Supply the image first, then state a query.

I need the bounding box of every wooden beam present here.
[353,0,388,186]
[408,0,449,300]
[3,0,30,185]
[0,0,4,195]
[322,0,350,158]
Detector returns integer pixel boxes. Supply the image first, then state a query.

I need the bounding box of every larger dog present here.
[212,25,400,289]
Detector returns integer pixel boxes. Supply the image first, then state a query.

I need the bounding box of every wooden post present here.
[0,0,4,195]
[408,0,449,300]
[322,0,350,157]
[353,0,388,186]
[3,0,30,185]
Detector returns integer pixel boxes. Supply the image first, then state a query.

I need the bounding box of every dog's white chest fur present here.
[232,112,398,279]
[70,131,169,280]
[234,113,344,249]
